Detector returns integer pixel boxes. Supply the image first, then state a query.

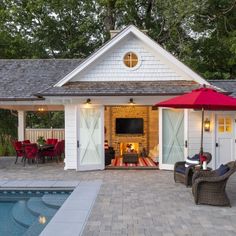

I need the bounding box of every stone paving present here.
[1,156,236,236]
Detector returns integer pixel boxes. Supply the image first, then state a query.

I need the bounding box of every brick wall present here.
[104,106,158,156]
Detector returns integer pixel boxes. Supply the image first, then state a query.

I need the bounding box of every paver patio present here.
[1,156,236,236]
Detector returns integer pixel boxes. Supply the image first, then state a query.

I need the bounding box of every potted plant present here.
[37,136,46,146]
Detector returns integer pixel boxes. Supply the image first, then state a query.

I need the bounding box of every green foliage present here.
[1,0,235,79]
[37,136,46,145]
[0,110,17,138]
[26,111,64,128]
[0,134,15,156]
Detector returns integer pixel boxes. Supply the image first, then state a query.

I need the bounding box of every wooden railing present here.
[25,128,65,143]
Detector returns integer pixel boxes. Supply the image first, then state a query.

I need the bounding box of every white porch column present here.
[64,104,78,170]
[18,111,25,141]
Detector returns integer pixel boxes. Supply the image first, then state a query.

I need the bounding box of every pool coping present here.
[40,180,102,236]
[0,180,102,236]
[0,180,80,189]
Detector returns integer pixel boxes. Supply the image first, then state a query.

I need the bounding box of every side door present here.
[216,115,234,167]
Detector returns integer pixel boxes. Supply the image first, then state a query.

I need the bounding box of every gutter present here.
[0,97,45,101]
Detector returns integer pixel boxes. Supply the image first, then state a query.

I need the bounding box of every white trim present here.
[55,25,209,87]
[184,109,188,159]
[122,51,142,71]
[18,111,25,141]
[159,108,163,169]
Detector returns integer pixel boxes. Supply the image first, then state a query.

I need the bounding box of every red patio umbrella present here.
[155,85,236,154]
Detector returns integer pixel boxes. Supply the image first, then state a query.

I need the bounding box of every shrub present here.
[0,134,15,156]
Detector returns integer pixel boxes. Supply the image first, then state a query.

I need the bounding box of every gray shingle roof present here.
[209,80,236,97]
[0,59,82,100]
[0,59,235,100]
[37,80,200,96]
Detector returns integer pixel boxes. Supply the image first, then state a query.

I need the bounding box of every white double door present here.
[216,114,234,167]
[77,105,104,171]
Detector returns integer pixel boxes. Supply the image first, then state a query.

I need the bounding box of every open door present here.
[77,105,104,171]
[159,108,185,170]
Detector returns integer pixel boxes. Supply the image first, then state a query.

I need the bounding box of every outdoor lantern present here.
[86,98,91,104]
[204,118,210,132]
[129,98,135,105]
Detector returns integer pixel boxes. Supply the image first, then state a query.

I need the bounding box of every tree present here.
[0,0,104,58]
[0,0,235,76]
[183,0,236,79]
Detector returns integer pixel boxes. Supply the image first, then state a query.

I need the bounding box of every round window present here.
[123,52,138,68]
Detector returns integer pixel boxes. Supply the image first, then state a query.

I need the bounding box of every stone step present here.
[12,200,37,228]
[27,197,57,217]
[42,194,69,209]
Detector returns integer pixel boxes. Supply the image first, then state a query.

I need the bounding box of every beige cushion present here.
[149,145,159,162]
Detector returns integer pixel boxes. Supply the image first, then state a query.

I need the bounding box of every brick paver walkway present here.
[1,156,236,235]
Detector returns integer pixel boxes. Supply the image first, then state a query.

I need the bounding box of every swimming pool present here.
[0,190,72,236]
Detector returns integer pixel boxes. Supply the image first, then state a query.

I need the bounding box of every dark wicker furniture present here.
[105,147,115,166]
[174,152,212,187]
[192,161,236,206]
[123,153,138,163]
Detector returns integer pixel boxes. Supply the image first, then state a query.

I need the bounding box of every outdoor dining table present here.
[22,143,54,164]
[38,144,54,163]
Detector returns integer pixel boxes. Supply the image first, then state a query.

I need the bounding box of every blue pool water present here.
[0,190,72,236]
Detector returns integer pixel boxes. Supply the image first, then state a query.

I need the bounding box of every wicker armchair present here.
[192,161,236,206]
[174,152,212,187]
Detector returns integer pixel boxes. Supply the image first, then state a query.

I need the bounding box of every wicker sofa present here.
[192,161,236,206]
[174,152,212,187]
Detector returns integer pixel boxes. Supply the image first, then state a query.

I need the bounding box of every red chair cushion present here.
[24,144,38,159]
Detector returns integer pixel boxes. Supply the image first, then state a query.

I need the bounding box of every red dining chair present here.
[42,141,62,163]
[24,143,39,167]
[22,140,31,144]
[60,140,65,159]
[46,139,58,145]
[12,141,24,164]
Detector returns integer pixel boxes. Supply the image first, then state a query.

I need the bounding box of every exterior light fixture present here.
[204,118,210,132]
[86,98,91,104]
[38,215,47,224]
[129,98,135,105]
[35,105,47,112]
[37,107,45,112]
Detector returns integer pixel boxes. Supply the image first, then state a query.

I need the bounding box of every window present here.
[218,117,232,133]
[123,52,138,68]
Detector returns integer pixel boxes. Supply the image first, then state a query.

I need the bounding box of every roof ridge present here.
[0,58,82,61]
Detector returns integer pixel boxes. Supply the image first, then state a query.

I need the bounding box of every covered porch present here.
[0,103,65,168]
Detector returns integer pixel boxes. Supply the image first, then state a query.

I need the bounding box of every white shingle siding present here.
[71,34,183,82]
[187,110,215,168]
[64,104,78,170]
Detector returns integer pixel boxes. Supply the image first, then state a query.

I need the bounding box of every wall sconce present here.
[129,98,135,105]
[85,98,91,104]
[204,118,210,132]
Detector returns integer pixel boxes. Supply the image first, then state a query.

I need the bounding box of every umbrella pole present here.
[200,108,204,155]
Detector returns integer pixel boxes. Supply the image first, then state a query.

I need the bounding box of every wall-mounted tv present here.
[116,118,143,134]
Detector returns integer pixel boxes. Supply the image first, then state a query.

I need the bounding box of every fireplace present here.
[120,142,139,156]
